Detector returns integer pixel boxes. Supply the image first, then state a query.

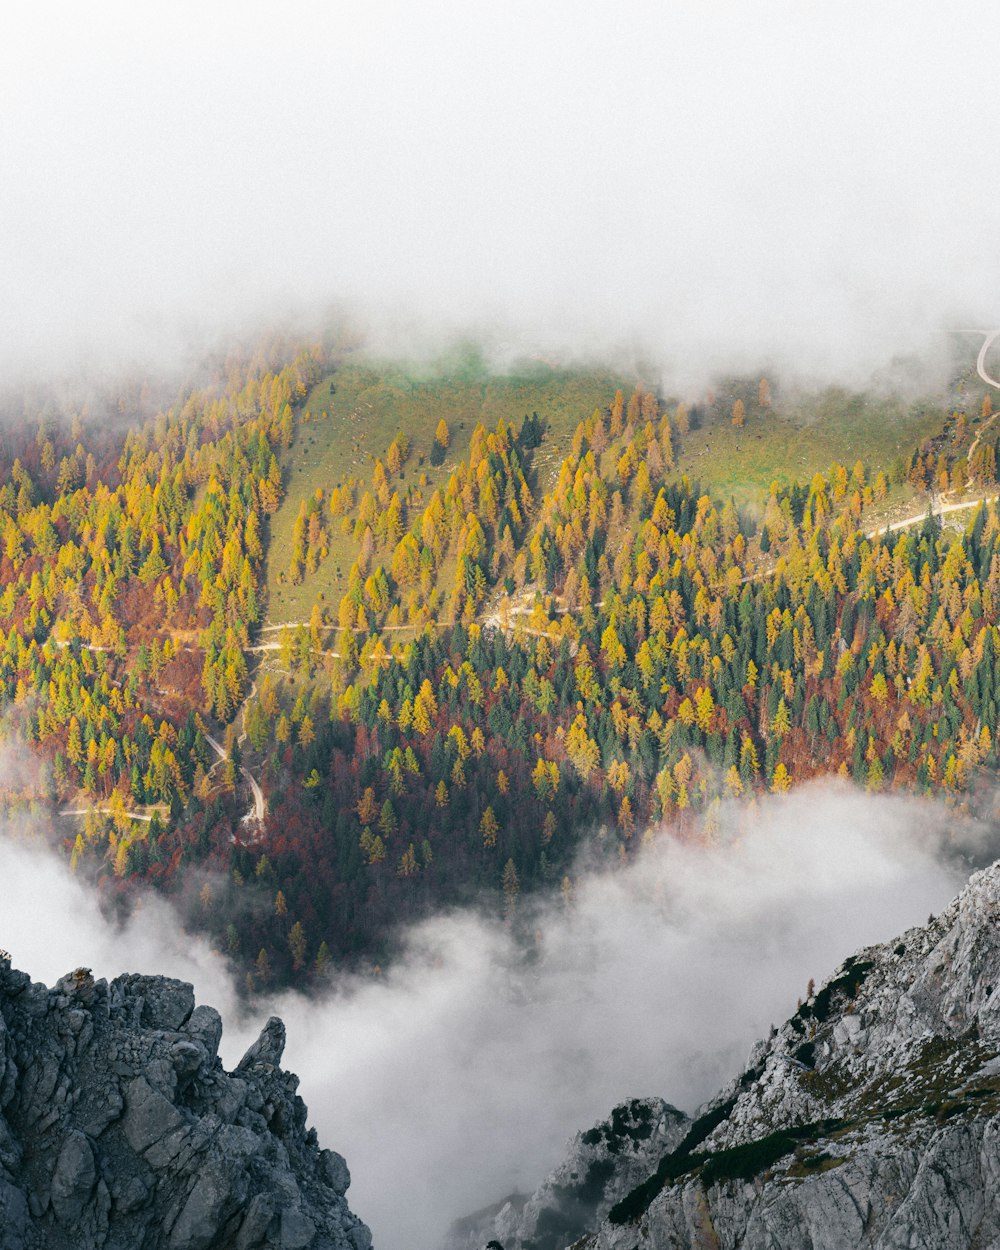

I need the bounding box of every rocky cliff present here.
[0,957,371,1250]
[463,859,1000,1250]
[448,1097,691,1250]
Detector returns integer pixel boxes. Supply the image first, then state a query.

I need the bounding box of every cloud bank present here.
[2,2,1000,386]
[1,784,992,1248]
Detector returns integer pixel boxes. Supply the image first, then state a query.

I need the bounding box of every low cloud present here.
[0,783,992,1248]
[2,4,999,390]
[0,833,242,1019]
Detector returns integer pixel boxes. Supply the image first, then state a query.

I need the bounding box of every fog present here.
[1,784,993,1248]
[3,8,1000,1245]
[3,2,1000,387]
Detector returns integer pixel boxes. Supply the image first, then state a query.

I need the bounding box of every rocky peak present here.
[461,859,1000,1250]
[0,955,371,1250]
[450,1096,690,1250]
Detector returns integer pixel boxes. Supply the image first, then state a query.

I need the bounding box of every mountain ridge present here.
[459,854,1000,1250]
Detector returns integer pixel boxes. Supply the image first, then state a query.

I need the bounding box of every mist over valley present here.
[4,4,1000,1249]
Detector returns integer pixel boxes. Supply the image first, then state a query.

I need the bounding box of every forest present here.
[1,333,999,992]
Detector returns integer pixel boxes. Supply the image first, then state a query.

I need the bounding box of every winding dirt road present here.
[966,328,1000,463]
[977,329,1000,388]
[866,493,998,540]
[206,732,265,826]
[864,329,1000,540]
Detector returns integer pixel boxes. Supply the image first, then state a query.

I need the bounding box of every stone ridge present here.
[0,960,372,1250]
[465,859,1000,1250]
[449,1097,690,1250]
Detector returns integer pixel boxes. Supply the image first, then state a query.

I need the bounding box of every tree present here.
[431,419,450,465]
[480,806,499,849]
[731,398,746,428]
[565,714,600,779]
[315,941,332,977]
[618,794,635,838]
[357,786,378,824]
[378,800,397,837]
[288,921,307,971]
[502,858,520,921]
[413,680,437,736]
[739,734,760,786]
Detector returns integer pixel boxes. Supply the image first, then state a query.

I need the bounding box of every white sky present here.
[2,2,999,383]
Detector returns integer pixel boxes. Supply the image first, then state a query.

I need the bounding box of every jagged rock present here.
[238,1016,287,1072]
[123,1075,188,1154]
[451,1097,690,1250]
[185,1006,223,1059]
[459,859,1000,1250]
[0,960,370,1250]
[50,1129,96,1226]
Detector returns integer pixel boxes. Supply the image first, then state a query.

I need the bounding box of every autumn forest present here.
[2,331,999,992]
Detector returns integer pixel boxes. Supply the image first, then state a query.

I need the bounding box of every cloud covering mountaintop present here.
[3,2,999,383]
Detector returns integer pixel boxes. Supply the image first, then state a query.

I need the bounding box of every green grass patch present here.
[794,957,874,1028]
[786,1151,844,1179]
[608,1115,848,1224]
[580,1099,673,1154]
[264,355,626,623]
[677,385,949,513]
[698,1119,847,1186]
[264,355,958,623]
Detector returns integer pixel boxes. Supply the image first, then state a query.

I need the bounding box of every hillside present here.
[0,330,999,988]
[265,353,627,623]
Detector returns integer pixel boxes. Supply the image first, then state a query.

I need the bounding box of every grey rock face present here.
[461,859,1000,1250]
[50,1129,95,1226]
[451,1097,690,1250]
[0,956,370,1250]
[321,1151,351,1197]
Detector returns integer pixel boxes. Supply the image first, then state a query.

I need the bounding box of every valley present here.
[0,329,998,995]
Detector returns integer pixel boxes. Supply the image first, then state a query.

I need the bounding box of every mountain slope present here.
[3,335,1000,993]
[463,857,1000,1250]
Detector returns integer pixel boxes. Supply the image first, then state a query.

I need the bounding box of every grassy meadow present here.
[678,382,950,512]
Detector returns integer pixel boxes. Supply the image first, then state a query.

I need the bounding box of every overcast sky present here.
[3,1,1000,385]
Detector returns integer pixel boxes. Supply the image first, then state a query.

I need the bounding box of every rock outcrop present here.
[461,859,1000,1250]
[449,1098,690,1250]
[0,960,371,1250]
